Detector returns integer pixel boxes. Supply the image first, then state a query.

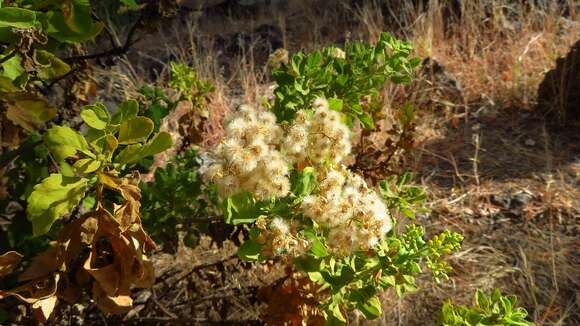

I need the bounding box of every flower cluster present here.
[282,98,351,165]
[255,217,310,258]
[202,99,392,255]
[200,105,290,200]
[301,165,393,255]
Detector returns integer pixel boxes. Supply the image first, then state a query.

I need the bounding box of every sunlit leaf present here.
[44,126,91,161]
[141,131,172,157]
[0,7,37,28]
[80,103,110,130]
[26,174,88,236]
[118,116,153,144]
[73,158,101,174]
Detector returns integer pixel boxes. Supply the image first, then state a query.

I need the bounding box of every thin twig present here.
[152,288,178,319]
[62,15,142,63]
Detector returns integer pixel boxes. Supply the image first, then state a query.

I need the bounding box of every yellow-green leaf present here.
[26,174,88,236]
[80,103,110,130]
[114,144,142,165]
[73,158,101,174]
[104,134,118,160]
[34,50,71,80]
[44,126,91,161]
[118,116,153,144]
[141,132,172,157]
[0,7,37,28]
[111,100,139,125]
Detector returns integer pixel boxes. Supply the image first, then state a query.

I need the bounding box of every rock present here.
[511,191,533,208]
[417,58,464,110]
[537,40,580,125]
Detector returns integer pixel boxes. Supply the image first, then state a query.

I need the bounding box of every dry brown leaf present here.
[0,168,8,200]
[0,251,23,278]
[32,295,57,322]
[0,273,60,304]
[259,276,324,326]
[1,118,23,148]
[132,257,155,289]
[92,282,133,315]
[79,216,98,244]
[18,247,59,282]
[4,95,56,132]
[56,277,83,304]
[83,252,120,296]
[97,171,121,190]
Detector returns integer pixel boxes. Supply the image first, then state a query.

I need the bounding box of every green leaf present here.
[327,97,343,112]
[118,116,154,144]
[0,7,37,28]
[292,166,315,197]
[1,54,24,81]
[475,289,490,310]
[330,304,346,323]
[26,174,88,236]
[237,239,263,261]
[103,134,118,160]
[293,255,322,272]
[80,103,110,130]
[63,0,95,34]
[0,76,18,92]
[44,126,91,161]
[59,161,75,177]
[358,112,375,129]
[34,50,71,80]
[379,275,396,288]
[357,296,382,320]
[73,158,101,174]
[82,195,96,210]
[46,11,103,43]
[114,132,171,165]
[120,0,140,9]
[111,99,139,125]
[223,192,260,225]
[141,132,172,157]
[115,144,143,165]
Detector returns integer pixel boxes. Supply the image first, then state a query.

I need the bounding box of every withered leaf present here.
[56,276,83,304]
[83,251,120,297]
[79,216,98,244]
[92,282,133,315]
[4,94,56,132]
[97,171,121,190]
[32,295,57,322]
[18,246,60,282]
[0,251,23,278]
[0,273,60,304]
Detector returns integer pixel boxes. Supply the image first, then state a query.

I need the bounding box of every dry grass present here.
[92,0,579,324]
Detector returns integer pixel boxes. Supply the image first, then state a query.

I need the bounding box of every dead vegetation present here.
[43,0,579,324]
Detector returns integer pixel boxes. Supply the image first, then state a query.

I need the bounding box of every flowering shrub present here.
[201,33,463,323]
